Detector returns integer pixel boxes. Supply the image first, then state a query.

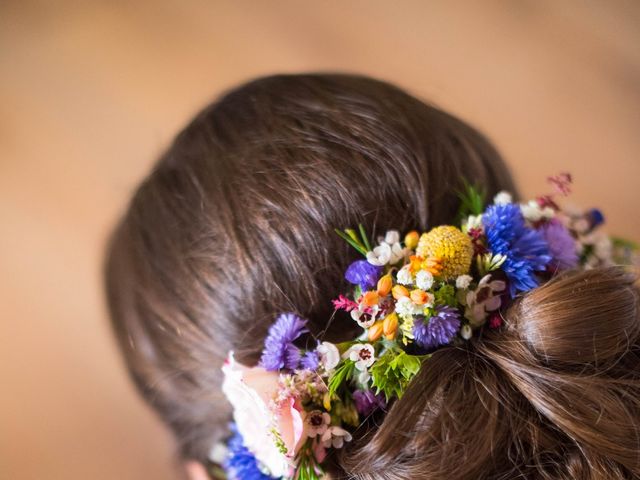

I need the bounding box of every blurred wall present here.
[1,1,638,479]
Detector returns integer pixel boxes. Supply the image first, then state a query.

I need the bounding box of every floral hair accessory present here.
[220,174,638,480]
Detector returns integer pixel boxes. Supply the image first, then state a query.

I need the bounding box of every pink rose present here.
[221,353,305,477]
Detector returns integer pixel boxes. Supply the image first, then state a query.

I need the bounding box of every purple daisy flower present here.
[413,306,461,349]
[540,221,578,271]
[353,389,387,416]
[259,313,308,371]
[345,260,382,291]
[483,203,552,295]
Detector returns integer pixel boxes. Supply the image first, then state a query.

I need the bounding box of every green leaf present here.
[294,440,324,480]
[335,228,368,256]
[358,223,372,251]
[328,360,355,397]
[456,179,486,222]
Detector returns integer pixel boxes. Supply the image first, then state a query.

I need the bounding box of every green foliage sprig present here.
[335,224,372,256]
[457,180,486,222]
[370,350,428,401]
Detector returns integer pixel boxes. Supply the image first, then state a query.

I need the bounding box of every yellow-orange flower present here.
[392,285,409,299]
[376,273,393,297]
[409,255,423,273]
[416,226,473,279]
[422,257,443,276]
[383,312,398,339]
[410,289,431,305]
[368,320,384,342]
[361,291,379,307]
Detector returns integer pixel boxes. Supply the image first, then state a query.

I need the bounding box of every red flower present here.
[488,313,503,329]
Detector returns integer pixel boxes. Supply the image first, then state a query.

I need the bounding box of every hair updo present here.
[105,74,640,479]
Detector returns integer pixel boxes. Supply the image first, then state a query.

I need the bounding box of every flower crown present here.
[218,174,638,480]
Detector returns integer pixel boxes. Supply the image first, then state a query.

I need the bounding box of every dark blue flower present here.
[300,350,320,370]
[586,208,605,229]
[353,389,386,416]
[259,313,308,371]
[345,260,382,291]
[483,203,552,295]
[225,424,277,480]
[413,306,461,349]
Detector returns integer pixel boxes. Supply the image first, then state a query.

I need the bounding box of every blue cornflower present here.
[345,260,382,291]
[225,424,277,480]
[259,313,308,371]
[483,203,552,295]
[413,306,461,349]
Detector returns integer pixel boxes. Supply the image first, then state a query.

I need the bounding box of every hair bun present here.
[507,267,639,364]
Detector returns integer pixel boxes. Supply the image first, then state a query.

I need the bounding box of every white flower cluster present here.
[366,230,409,266]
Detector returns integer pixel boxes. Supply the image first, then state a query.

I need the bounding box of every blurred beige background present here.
[1,1,639,479]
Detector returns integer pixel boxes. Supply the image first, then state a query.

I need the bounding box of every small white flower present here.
[396,265,413,286]
[350,303,378,328]
[366,242,392,266]
[388,242,408,264]
[384,230,401,245]
[464,274,506,326]
[460,324,473,340]
[316,342,340,372]
[321,426,353,449]
[304,410,331,438]
[493,191,513,205]
[463,214,483,232]
[394,296,415,316]
[415,270,434,291]
[455,274,473,290]
[521,201,554,223]
[345,344,376,371]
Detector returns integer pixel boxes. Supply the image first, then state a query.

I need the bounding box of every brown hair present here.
[105,74,640,479]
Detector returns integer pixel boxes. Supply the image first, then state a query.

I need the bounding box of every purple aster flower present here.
[483,203,552,295]
[300,350,320,370]
[540,221,578,271]
[259,313,308,371]
[345,260,382,291]
[353,389,387,416]
[413,306,461,349]
[225,424,277,480]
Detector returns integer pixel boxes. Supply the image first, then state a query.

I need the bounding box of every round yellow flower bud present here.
[404,230,420,250]
[416,226,473,279]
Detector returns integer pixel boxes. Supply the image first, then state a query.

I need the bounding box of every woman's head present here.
[105,74,640,478]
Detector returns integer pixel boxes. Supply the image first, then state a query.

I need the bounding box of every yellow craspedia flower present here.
[416,225,473,279]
